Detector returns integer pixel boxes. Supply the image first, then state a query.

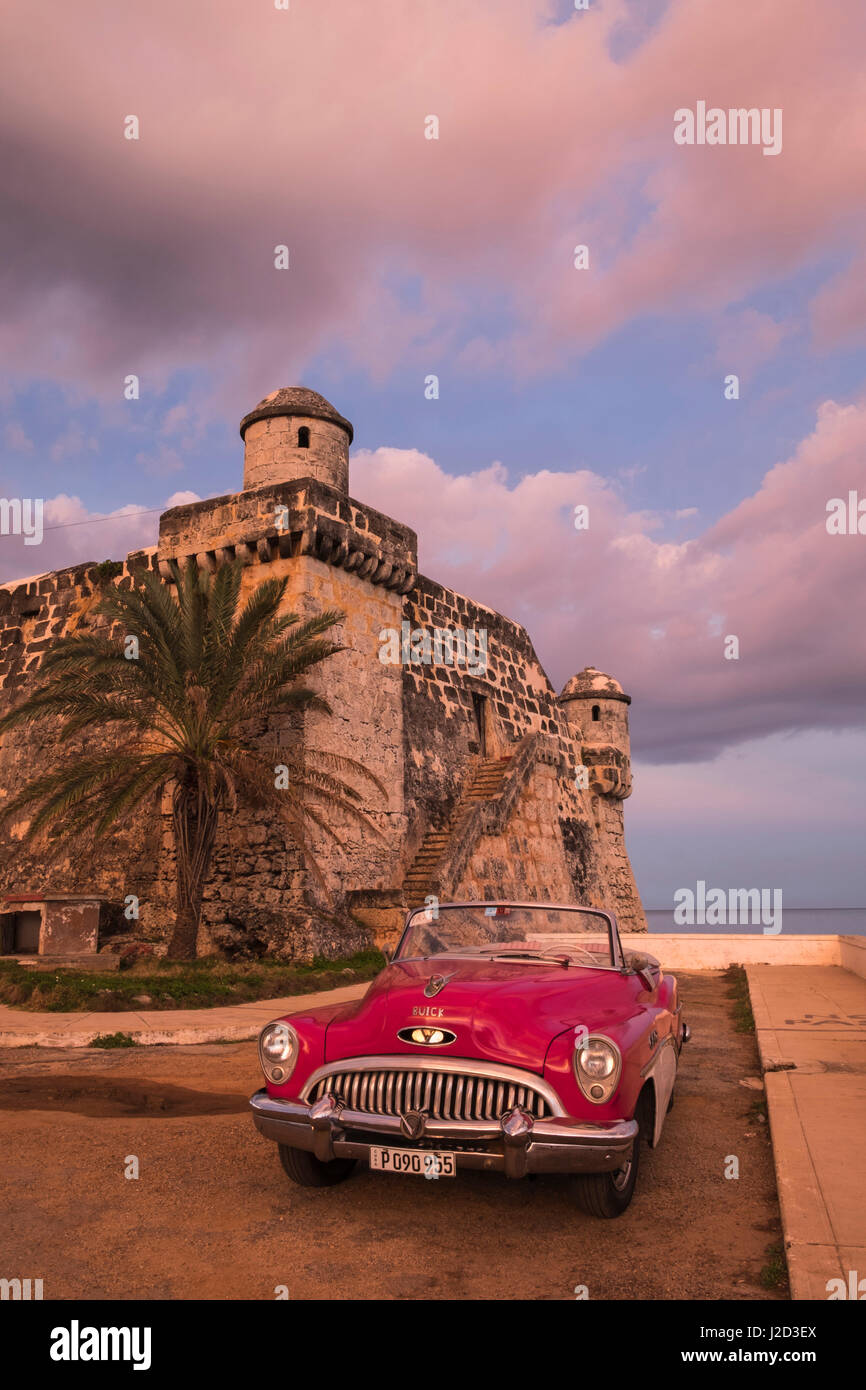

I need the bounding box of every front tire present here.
[573,1140,640,1218]
[573,1090,650,1219]
[278,1144,356,1188]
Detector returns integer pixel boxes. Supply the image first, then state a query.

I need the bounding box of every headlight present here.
[573,1035,621,1103]
[258,1022,299,1084]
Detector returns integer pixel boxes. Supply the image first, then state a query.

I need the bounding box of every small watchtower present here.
[239,387,354,494]
[558,665,632,798]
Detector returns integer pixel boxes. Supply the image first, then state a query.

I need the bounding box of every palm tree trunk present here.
[166,780,220,959]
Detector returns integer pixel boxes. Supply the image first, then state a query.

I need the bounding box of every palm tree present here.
[0,558,382,958]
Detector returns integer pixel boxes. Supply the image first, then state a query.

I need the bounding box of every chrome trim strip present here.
[433,1072,444,1115]
[300,1054,566,1116]
[641,1033,678,1080]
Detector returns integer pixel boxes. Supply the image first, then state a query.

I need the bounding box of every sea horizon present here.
[644,907,866,935]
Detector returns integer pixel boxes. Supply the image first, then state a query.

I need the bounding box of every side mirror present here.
[381,945,393,963]
[630,954,660,992]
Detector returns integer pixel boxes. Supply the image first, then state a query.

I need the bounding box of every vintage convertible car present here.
[250,901,689,1216]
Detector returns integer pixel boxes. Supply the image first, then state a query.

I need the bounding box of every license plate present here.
[369,1146,456,1178]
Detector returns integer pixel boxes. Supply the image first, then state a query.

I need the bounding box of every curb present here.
[0,1021,263,1049]
[0,983,368,1049]
[744,966,852,1302]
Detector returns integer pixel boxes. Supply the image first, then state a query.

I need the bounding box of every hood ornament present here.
[424,971,456,998]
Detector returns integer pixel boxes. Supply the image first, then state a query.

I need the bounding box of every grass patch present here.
[725,964,755,1034]
[89,1032,139,1049]
[0,948,385,1013]
[758,1241,789,1292]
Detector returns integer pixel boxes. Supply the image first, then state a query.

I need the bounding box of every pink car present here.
[250,901,689,1217]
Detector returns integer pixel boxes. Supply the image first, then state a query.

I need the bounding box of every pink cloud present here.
[810,252,866,348]
[352,392,866,760]
[1,388,862,765]
[0,0,863,413]
[0,491,198,584]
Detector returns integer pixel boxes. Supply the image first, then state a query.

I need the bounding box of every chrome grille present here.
[308,1066,551,1120]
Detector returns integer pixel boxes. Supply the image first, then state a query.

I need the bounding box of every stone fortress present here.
[0,388,646,960]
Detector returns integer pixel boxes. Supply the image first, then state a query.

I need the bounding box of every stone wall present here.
[457,761,583,903]
[191,548,410,959]
[0,552,168,934]
[396,577,641,925]
[0,464,647,957]
[400,576,569,831]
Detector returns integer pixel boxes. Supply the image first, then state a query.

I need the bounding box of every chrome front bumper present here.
[250,1088,638,1179]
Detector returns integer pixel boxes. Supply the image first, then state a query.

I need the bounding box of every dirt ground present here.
[0,971,787,1301]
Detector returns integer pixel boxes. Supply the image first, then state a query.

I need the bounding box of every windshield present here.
[396,903,618,970]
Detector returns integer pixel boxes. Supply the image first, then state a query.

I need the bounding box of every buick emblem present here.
[398,1026,457,1047]
[424,971,456,998]
[399,1109,427,1140]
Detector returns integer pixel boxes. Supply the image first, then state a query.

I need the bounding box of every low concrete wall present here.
[838,934,866,981]
[529,931,857,969]
[622,933,845,970]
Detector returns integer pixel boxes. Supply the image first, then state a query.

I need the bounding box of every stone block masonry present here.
[0,387,646,959]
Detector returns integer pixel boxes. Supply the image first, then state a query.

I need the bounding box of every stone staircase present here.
[401,755,513,906]
[347,735,559,948]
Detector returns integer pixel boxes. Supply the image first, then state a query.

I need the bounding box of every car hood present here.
[324,955,625,1074]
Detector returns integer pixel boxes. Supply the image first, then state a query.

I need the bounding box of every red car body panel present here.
[265,934,683,1134]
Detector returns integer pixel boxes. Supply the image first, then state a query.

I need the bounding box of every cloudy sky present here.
[1,0,864,908]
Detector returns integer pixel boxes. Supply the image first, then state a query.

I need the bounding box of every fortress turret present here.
[239,387,353,494]
[558,666,632,798]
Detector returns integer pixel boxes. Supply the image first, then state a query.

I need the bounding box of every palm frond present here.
[97,577,187,698]
[2,753,158,839]
[91,755,176,836]
[1,557,384,951]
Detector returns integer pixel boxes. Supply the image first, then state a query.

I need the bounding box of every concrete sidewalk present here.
[0,982,367,1049]
[746,965,866,1301]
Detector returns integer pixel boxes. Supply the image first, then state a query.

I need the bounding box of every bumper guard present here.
[250,1088,637,1178]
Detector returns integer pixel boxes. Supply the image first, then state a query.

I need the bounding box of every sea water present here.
[645,908,866,936]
